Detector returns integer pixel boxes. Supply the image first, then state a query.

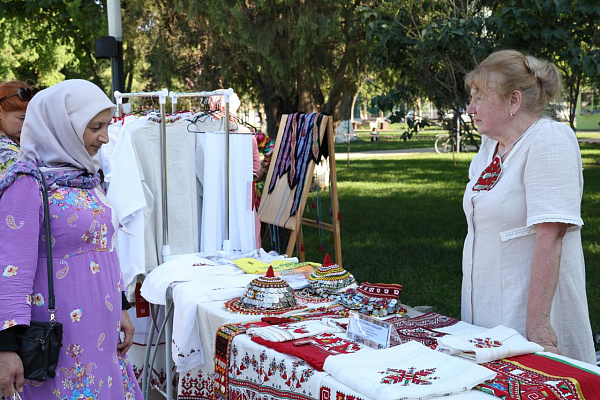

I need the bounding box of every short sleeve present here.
[0,175,42,330]
[524,121,583,228]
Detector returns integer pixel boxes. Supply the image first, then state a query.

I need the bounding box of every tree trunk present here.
[298,72,325,113]
[321,1,363,130]
[255,71,299,139]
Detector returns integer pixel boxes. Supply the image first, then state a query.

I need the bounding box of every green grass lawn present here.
[577,131,600,139]
[262,142,600,349]
[334,136,437,153]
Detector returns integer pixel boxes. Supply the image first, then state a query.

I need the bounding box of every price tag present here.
[346,311,392,349]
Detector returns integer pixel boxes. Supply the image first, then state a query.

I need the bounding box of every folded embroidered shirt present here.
[246,318,345,342]
[322,340,497,400]
[436,325,544,364]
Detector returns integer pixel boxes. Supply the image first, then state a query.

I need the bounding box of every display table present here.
[136,254,600,400]
[177,300,600,400]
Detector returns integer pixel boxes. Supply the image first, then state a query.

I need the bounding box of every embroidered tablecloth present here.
[177,301,600,400]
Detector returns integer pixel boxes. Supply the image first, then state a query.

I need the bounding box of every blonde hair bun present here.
[465,49,562,116]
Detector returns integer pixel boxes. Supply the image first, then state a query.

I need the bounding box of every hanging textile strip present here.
[311,113,322,160]
[476,353,600,399]
[309,113,326,164]
[290,113,315,190]
[265,112,330,219]
[288,113,301,187]
[268,114,295,194]
[267,113,327,217]
[290,113,318,216]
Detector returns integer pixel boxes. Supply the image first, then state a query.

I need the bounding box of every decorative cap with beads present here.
[308,253,357,297]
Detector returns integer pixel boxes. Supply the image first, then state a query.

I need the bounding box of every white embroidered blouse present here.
[461,118,596,364]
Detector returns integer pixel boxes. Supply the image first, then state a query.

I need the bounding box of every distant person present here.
[370,126,379,142]
[461,49,595,364]
[0,80,38,172]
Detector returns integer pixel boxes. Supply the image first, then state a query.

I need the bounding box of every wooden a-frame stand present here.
[258,114,342,266]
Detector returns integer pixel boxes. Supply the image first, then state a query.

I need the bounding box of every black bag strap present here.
[39,171,56,322]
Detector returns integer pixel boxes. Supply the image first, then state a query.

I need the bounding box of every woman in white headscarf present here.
[0,80,142,399]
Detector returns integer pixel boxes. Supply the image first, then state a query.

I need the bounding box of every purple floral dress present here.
[0,164,142,399]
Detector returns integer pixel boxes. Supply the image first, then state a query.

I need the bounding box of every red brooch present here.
[473,155,502,192]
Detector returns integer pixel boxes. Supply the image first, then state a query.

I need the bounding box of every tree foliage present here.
[0,0,110,88]
[1,0,598,136]
[365,0,600,132]
[365,0,497,120]
[169,0,369,137]
[489,0,600,130]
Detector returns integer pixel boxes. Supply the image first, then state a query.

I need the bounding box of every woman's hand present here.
[117,310,135,355]
[527,320,561,355]
[0,352,24,398]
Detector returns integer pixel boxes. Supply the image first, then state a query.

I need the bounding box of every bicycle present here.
[434,131,482,153]
[434,111,481,154]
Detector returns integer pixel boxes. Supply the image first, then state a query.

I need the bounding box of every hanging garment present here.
[196,131,255,252]
[106,116,150,292]
[133,119,198,269]
[99,114,138,184]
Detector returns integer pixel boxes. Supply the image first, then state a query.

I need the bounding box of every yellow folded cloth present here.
[234,258,319,277]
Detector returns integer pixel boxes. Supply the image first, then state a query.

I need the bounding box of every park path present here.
[334,147,435,160]
[334,137,599,160]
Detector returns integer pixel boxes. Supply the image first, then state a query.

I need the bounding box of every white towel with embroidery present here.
[436,325,544,364]
[323,341,496,400]
[247,319,345,342]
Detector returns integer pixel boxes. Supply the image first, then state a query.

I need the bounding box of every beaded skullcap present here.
[224,266,304,315]
[308,254,357,296]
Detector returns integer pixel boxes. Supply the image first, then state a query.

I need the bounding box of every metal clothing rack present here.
[169,88,235,252]
[113,89,176,400]
[122,88,235,400]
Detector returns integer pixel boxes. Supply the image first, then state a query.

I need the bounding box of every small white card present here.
[346,311,392,349]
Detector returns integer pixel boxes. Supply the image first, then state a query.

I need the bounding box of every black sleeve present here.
[0,327,18,351]
[122,291,132,311]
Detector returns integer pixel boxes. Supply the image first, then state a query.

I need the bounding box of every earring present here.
[510,112,514,119]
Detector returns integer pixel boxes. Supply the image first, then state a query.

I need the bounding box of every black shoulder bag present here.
[15,172,63,381]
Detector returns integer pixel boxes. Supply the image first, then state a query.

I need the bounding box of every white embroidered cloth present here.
[432,321,487,336]
[322,341,496,400]
[247,319,345,342]
[436,325,544,364]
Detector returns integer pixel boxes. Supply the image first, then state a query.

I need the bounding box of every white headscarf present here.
[19,79,116,174]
